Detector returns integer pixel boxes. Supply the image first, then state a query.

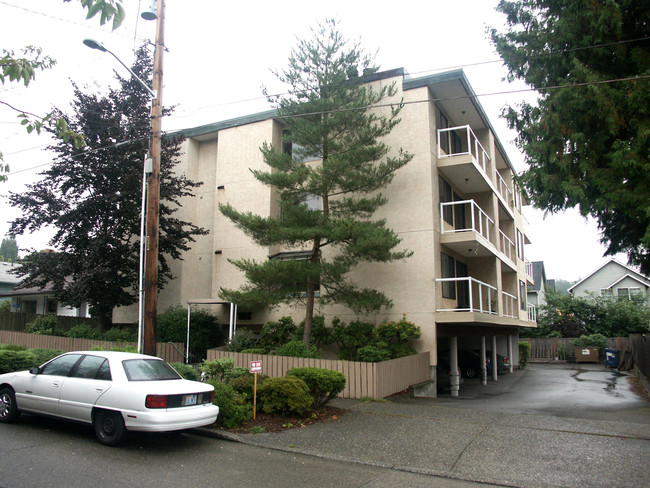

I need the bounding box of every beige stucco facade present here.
[114,68,536,391]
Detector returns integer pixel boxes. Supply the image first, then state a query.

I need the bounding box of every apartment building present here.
[116,68,536,394]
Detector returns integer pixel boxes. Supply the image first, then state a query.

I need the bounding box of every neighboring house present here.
[112,68,536,394]
[0,262,21,303]
[527,261,550,320]
[0,283,90,317]
[569,258,650,304]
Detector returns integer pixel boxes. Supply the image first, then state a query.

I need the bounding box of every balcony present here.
[440,200,497,258]
[437,126,493,195]
[525,260,534,279]
[436,277,497,314]
[499,230,516,264]
[497,171,513,210]
[501,291,519,318]
[527,303,537,322]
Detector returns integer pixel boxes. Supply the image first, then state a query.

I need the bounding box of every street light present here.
[82,38,155,354]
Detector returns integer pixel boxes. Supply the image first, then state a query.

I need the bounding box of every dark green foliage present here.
[200,357,234,382]
[0,350,36,374]
[331,318,375,360]
[207,380,253,428]
[0,301,10,312]
[275,340,320,359]
[573,334,608,350]
[169,362,199,381]
[103,326,137,342]
[287,367,346,409]
[258,376,313,416]
[29,348,64,366]
[229,372,269,401]
[7,45,207,327]
[259,317,298,352]
[157,305,224,359]
[0,344,27,351]
[0,238,18,262]
[227,328,259,352]
[65,323,103,340]
[357,344,392,363]
[519,341,530,369]
[219,20,413,346]
[490,1,650,273]
[295,316,333,348]
[374,317,420,358]
[25,314,59,335]
[240,348,267,355]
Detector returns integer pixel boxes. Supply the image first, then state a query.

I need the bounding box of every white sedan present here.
[0,351,219,446]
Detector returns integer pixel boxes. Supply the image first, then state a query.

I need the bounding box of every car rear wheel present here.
[464,367,478,378]
[94,410,127,446]
[0,388,21,423]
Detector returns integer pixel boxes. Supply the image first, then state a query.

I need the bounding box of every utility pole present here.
[143,0,165,356]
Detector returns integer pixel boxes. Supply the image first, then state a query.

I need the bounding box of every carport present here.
[185,298,237,363]
[437,323,519,396]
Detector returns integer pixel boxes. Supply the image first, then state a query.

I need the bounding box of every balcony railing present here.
[440,200,494,242]
[527,303,537,322]
[502,291,519,318]
[499,230,516,262]
[525,260,534,278]
[436,277,497,314]
[497,171,513,209]
[438,125,490,174]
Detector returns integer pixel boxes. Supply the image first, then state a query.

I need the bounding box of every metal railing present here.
[436,277,497,314]
[502,291,519,318]
[440,200,494,242]
[527,303,537,322]
[499,230,516,262]
[497,171,513,209]
[438,125,490,174]
[526,260,534,278]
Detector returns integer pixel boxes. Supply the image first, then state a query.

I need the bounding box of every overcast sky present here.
[0,0,630,282]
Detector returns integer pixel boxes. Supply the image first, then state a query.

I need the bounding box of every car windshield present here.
[122,359,182,381]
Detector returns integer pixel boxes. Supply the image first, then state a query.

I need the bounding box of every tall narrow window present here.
[456,260,469,309]
[441,253,456,299]
[519,280,526,311]
[516,230,524,261]
[439,177,453,225]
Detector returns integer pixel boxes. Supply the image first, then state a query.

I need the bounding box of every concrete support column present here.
[450,336,459,397]
[491,335,498,381]
[507,335,514,373]
[480,335,487,385]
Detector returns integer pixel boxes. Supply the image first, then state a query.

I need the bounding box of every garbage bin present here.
[605,348,619,368]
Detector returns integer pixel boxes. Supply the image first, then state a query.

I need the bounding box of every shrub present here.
[287,367,346,409]
[207,380,253,428]
[29,348,64,366]
[25,314,59,335]
[259,317,297,351]
[65,323,103,340]
[104,326,137,342]
[228,328,259,352]
[157,305,225,359]
[0,344,28,351]
[90,345,138,353]
[330,319,375,360]
[357,344,391,363]
[200,357,234,382]
[0,350,36,374]
[169,362,199,381]
[240,348,267,355]
[275,340,319,358]
[229,372,269,401]
[573,333,607,350]
[519,341,530,369]
[258,376,313,416]
[0,300,10,312]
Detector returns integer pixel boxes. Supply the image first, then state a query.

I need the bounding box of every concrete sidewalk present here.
[201,366,650,488]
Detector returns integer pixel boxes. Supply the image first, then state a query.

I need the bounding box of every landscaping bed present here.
[220,405,346,434]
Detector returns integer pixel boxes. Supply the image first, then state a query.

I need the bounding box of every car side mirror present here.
[29,367,40,375]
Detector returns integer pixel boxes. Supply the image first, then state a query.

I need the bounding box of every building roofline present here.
[568,258,650,293]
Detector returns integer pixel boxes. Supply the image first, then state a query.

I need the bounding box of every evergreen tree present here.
[490,1,650,273]
[8,45,207,327]
[219,20,413,346]
[0,238,18,262]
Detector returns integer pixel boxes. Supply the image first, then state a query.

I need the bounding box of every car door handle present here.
[95,387,104,392]
[52,381,60,387]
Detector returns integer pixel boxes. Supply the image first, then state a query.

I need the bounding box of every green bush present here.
[519,341,530,369]
[259,376,313,416]
[0,350,36,374]
[296,316,333,348]
[90,344,138,353]
[104,326,137,342]
[224,366,251,383]
[331,319,375,360]
[357,344,391,363]
[0,344,28,351]
[169,362,199,381]
[200,357,234,382]
[259,317,297,351]
[240,348,267,355]
[0,300,10,312]
[25,314,59,336]
[573,333,607,349]
[29,348,64,366]
[228,328,259,352]
[287,367,346,409]
[65,323,103,340]
[229,372,269,401]
[275,340,319,358]
[157,305,225,359]
[207,380,253,428]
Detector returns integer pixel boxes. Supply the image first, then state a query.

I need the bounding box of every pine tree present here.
[219,20,413,346]
[0,238,18,262]
[490,0,650,273]
[8,45,207,327]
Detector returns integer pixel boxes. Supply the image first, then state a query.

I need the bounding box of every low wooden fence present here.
[523,337,630,362]
[629,334,650,383]
[0,330,185,363]
[206,349,430,399]
[0,311,103,332]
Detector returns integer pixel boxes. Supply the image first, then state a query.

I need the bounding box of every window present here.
[270,251,321,297]
[41,354,83,376]
[72,355,110,380]
[123,359,181,381]
[601,289,614,296]
[617,287,641,299]
[438,111,462,155]
[441,253,456,299]
[519,280,526,311]
[282,130,319,163]
[456,260,469,309]
[21,300,37,314]
[439,177,453,225]
[516,230,525,261]
[46,298,58,314]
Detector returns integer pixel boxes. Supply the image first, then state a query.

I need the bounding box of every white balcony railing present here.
[502,291,519,318]
[499,230,516,262]
[525,260,534,278]
[497,171,513,209]
[440,200,494,242]
[438,125,490,174]
[527,303,537,322]
[436,277,497,314]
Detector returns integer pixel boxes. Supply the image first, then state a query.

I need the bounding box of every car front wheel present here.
[0,387,21,423]
[464,367,477,378]
[94,410,127,446]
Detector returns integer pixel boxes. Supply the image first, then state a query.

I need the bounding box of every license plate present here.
[184,394,197,406]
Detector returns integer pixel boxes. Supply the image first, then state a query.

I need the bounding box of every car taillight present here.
[503,357,509,363]
[209,391,214,403]
[145,394,168,409]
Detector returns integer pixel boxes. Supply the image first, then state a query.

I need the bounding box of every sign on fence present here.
[249,360,262,373]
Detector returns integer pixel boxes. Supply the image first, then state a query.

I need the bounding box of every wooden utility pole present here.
[143,0,165,356]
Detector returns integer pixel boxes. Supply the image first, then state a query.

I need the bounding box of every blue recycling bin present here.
[605,348,619,368]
